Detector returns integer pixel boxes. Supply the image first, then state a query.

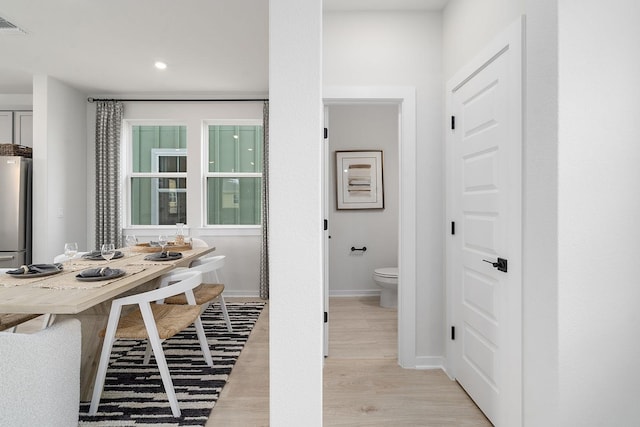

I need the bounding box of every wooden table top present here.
[0,246,214,315]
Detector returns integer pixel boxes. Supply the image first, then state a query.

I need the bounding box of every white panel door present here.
[449,19,522,427]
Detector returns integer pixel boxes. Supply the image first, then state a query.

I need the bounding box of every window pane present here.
[131,177,187,225]
[206,177,261,225]
[158,155,187,173]
[208,125,263,173]
[132,125,187,173]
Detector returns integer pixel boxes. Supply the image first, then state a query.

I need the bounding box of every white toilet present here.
[373,267,398,308]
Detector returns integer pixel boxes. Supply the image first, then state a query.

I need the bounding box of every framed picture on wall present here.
[335,150,384,209]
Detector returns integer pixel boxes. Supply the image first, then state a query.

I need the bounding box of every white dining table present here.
[0,246,215,400]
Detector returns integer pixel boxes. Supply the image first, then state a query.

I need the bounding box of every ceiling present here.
[0,0,448,96]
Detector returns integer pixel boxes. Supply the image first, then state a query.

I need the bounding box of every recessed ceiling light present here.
[154,61,167,70]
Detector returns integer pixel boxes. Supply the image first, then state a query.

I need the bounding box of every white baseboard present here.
[413,356,445,370]
[440,360,455,380]
[328,289,381,297]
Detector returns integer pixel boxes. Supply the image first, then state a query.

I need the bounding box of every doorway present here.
[324,103,399,358]
[323,86,417,366]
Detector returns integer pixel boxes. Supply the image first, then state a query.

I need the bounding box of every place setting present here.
[33,265,146,290]
[0,263,65,286]
[80,244,124,261]
[6,263,64,278]
[134,235,185,264]
[75,266,126,282]
[60,243,127,271]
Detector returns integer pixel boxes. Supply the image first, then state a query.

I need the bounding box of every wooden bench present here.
[0,313,41,332]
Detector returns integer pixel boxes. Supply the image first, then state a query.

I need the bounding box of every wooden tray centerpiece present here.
[131,242,193,253]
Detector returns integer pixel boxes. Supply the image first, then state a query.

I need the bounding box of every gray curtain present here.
[259,101,269,299]
[95,101,124,249]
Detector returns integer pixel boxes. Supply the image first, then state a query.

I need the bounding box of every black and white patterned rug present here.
[78,301,265,426]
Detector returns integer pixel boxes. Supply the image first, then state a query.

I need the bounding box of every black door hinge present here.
[451,221,455,235]
[451,326,455,340]
[451,116,455,130]
[324,219,328,231]
[324,127,328,139]
[324,311,328,323]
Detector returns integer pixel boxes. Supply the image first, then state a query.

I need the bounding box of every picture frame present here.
[335,150,384,210]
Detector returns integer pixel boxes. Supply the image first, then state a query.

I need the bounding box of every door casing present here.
[323,86,416,366]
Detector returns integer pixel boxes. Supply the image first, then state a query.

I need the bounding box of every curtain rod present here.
[87,97,268,103]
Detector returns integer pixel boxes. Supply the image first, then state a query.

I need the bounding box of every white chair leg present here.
[143,342,153,365]
[194,316,213,367]
[218,295,233,332]
[41,313,55,329]
[89,305,122,415]
[140,303,181,417]
[210,268,232,332]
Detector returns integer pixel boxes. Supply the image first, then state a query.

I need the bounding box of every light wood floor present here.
[209,296,492,426]
[16,296,491,425]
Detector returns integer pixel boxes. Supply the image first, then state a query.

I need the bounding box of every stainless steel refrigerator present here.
[0,156,32,268]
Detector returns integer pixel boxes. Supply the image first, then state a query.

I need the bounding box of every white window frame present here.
[120,117,263,237]
[203,119,263,229]
[122,120,188,230]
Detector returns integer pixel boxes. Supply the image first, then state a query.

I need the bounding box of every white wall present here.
[557,1,640,424]
[324,10,444,361]
[443,0,525,78]
[522,0,560,424]
[270,0,324,424]
[327,104,398,295]
[32,76,87,263]
[86,100,263,296]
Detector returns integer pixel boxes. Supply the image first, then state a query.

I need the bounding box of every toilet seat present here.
[374,267,398,279]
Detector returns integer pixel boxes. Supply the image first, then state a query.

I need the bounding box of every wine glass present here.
[64,242,78,260]
[158,235,168,255]
[124,235,138,254]
[101,243,116,263]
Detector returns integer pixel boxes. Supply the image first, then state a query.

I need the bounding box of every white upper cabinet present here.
[0,112,12,144]
[0,111,32,147]
[14,112,32,147]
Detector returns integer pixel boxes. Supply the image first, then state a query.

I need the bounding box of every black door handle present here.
[483,257,508,273]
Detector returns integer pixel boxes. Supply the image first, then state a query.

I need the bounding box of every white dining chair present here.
[53,251,89,264]
[180,237,232,331]
[89,270,210,418]
[161,255,233,332]
[190,237,208,248]
[0,318,81,426]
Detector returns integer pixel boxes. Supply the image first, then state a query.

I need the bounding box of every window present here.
[129,125,187,226]
[205,123,263,225]
[125,120,263,229]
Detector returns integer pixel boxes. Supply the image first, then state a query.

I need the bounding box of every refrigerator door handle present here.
[0,255,15,261]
